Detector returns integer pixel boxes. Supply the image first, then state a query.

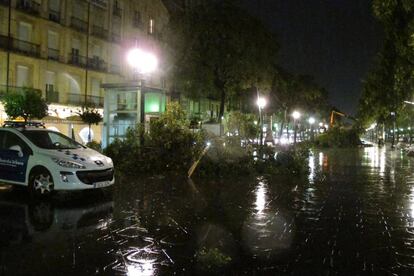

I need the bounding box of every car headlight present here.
[105,157,113,166]
[52,158,86,169]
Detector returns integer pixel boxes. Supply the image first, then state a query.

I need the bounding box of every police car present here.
[0,121,114,196]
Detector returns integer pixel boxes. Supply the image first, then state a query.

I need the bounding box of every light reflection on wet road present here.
[2,146,414,274]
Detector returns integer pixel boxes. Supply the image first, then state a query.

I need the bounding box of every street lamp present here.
[292,111,301,145]
[308,117,315,141]
[126,48,158,145]
[256,97,267,146]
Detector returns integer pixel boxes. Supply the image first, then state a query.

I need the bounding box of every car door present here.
[0,131,31,183]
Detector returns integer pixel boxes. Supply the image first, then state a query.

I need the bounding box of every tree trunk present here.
[218,89,226,123]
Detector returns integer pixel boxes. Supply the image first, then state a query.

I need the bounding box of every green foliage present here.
[225,111,258,140]
[196,247,232,270]
[315,127,361,148]
[1,88,48,122]
[77,106,103,125]
[104,102,205,175]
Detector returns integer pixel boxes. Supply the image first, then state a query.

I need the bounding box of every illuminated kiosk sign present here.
[101,82,166,148]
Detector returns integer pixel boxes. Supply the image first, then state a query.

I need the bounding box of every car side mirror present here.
[9,145,24,158]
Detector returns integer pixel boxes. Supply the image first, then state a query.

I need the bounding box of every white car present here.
[0,122,114,196]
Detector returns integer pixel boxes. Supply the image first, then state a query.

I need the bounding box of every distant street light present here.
[308,117,315,141]
[257,97,267,146]
[292,111,301,145]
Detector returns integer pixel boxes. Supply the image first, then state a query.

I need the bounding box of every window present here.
[18,22,32,42]
[16,65,30,87]
[1,132,31,155]
[48,31,59,50]
[45,71,56,92]
[49,0,60,11]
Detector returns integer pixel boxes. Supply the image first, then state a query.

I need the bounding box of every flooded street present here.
[2,146,414,275]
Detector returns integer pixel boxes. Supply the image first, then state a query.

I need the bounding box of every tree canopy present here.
[1,88,48,122]
[165,0,279,120]
[358,0,414,126]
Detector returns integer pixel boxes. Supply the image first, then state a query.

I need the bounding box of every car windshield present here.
[21,130,83,150]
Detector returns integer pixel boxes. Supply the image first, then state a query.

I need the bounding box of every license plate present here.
[93,181,111,188]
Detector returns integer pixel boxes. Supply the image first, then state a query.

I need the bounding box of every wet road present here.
[1,147,414,275]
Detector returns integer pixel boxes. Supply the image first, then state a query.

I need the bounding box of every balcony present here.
[67,93,84,106]
[87,95,104,107]
[48,9,61,23]
[70,16,88,33]
[16,0,40,16]
[111,32,121,43]
[113,6,122,17]
[87,57,107,72]
[46,90,59,103]
[0,0,10,7]
[11,37,40,57]
[68,53,87,68]
[91,25,108,40]
[47,48,60,61]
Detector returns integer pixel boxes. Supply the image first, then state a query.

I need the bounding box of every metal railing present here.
[67,93,84,106]
[11,37,40,57]
[16,0,40,15]
[70,16,88,33]
[68,53,87,67]
[48,48,60,61]
[91,25,108,40]
[48,9,60,23]
[86,95,104,107]
[46,90,59,103]
[87,57,107,72]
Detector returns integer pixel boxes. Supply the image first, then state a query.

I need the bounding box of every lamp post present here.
[126,48,158,125]
[308,117,315,141]
[257,97,267,147]
[292,111,301,145]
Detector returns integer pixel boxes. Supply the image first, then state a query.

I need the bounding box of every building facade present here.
[0,0,168,142]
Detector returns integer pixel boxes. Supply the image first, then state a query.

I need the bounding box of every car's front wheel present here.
[29,169,54,197]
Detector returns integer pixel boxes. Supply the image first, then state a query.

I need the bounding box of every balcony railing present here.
[0,0,10,7]
[48,48,60,61]
[46,90,59,103]
[16,0,40,15]
[0,85,42,98]
[48,9,61,23]
[111,32,121,43]
[113,6,122,17]
[11,37,40,57]
[68,53,87,67]
[87,57,107,72]
[91,25,108,40]
[87,95,104,107]
[67,93,84,106]
[70,16,88,33]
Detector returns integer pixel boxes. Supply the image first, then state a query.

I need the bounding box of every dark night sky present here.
[241,0,383,115]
